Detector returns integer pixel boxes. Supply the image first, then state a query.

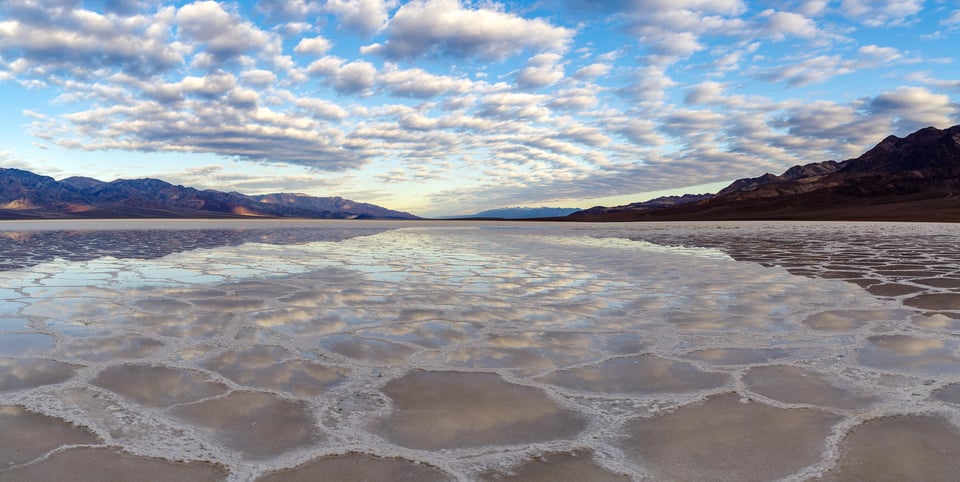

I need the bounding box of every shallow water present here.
[2,220,960,481]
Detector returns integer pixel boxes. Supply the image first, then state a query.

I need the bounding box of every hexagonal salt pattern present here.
[1,220,960,480]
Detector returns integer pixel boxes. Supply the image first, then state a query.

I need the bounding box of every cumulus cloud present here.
[46,97,371,170]
[868,86,957,132]
[165,163,341,193]
[295,97,350,120]
[547,87,601,111]
[0,0,957,216]
[515,53,565,89]
[858,45,901,63]
[906,72,960,91]
[840,0,924,26]
[361,0,573,60]
[756,45,903,87]
[755,55,857,86]
[621,65,676,102]
[759,10,820,40]
[104,0,163,15]
[294,36,332,56]
[142,72,238,102]
[378,64,473,98]
[943,10,960,27]
[613,118,664,146]
[323,0,397,36]
[478,92,550,120]
[255,0,321,22]
[773,100,886,154]
[240,68,277,87]
[622,0,745,60]
[176,1,276,64]
[573,63,612,80]
[0,4,185,78]
[684,81,726,105]
[795,0,828,16]
[306,56,377,94]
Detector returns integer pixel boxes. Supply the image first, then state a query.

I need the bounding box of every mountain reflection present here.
[605,223,960,308]
[0,226,391,271]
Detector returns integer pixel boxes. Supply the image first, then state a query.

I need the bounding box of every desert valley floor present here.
[3,220,960,481]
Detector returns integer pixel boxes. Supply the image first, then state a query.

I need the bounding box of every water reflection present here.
[0,221,390,271]
[2,221,960,480]
[608,222,960,319]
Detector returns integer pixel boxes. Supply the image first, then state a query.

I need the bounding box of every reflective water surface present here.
[2,220,960,481]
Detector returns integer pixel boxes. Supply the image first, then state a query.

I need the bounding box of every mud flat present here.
[2,220,960,480]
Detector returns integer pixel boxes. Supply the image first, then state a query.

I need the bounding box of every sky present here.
[0,0,958,217]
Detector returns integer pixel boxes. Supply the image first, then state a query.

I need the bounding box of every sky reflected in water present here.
[2,220,960,481]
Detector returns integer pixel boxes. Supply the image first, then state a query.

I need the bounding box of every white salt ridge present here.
[1,220,959,481]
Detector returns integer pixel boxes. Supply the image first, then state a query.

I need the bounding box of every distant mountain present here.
[569,125,960,222]
[0,168,419,219]
[456,207,582,219]
[575,193,712,217]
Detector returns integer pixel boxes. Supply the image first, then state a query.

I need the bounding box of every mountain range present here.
[0,169,418,220]
[452,206,582,219]
[569,125,960,222]
[4,124,959,222]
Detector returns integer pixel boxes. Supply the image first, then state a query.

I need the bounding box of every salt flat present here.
[2,220,959,481]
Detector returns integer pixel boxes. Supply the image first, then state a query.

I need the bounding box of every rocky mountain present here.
[0,168,419,219]
[715,160,846,196]
[574,193,712,217]
[454,206,582,219]
[569,125,960,222]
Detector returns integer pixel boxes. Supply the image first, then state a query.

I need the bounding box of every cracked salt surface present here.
[2,219,960,480]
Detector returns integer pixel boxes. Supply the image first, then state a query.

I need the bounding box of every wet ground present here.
[2,220,960,481]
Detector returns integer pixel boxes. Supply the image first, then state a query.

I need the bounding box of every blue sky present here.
[1,0,958,216]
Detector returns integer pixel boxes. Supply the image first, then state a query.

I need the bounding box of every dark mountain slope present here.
[0,168,418,219]
[569,125,960,222]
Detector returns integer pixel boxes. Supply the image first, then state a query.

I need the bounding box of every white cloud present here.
[255,0,321,21]
[621,65,676,102]
[141,72,238,102]
[0,0,956,216]
[294,36,332,56]
[323,0,397,36]
[295,97,350,120]
[362,0,573,60]
[868,86,957,132]
[227,87,259,108]
[176,1,276,63]
[104,0,164,15]
[240,69,277,87]
[562,124,611,147]
[755,55,856,86]
[840,0,924,26]
[306,56,377,94]
[49,97,372,170]
[652,31,704,57]
[906,71,960,91]
[378,64,473,98]
[515,53,565,89]
[684,81,726,105]
[547,87,600,110]
[943,10,960,27]
[795,0,828,16]
[478,92,550,120]
[858,45,901,63]
[573,63,611,80]
[0,5,185,78]
[623,0,746,61]
[614,118,665,146]
[759,10,819,40]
